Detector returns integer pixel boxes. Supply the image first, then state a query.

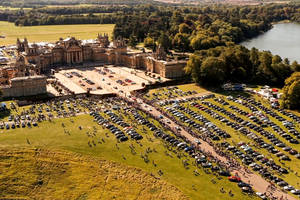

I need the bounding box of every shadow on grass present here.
[215,90,252,98]
[195,84,252,98]
[0,109,11,120]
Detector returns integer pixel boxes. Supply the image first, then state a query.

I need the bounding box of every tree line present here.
[0,0,156,8]
[185,45,299,87]
[0,5,163,26]
[114,4,300,51]
[14,13,119,26]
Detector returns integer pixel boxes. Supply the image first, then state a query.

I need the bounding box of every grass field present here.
[0,148,187,200]
[0,21,115,46]
[0,112,256,200]
[0,6,31,10]
[44,4,98,8]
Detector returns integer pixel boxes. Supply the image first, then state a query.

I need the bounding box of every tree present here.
[199,57,226,86]
[256,51,274,84]
[158,32,171,52]
[272,55,282,64]
[179,23,192,34]
[291,61,300,72]
[172,33,190,52]
[185,54,202,83]
[128,34,138,47]
[282,72,300,109]
[250,47,260,75]
[144,36,155,49]
[170,10,183,25]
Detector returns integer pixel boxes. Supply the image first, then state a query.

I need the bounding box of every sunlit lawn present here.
[0,21,115,46]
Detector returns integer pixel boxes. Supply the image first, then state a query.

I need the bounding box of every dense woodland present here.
[1,3,300,108]
[112,4,300,90]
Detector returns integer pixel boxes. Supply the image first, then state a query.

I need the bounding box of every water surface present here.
[241,23,300,63]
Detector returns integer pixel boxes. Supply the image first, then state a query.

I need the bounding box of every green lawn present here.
[0,148,188,200]
[0,109,256,200]
[0,21,115,46]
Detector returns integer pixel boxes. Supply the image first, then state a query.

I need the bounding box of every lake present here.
[241,23,300,63]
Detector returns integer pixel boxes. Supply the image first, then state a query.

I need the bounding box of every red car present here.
[228,176,241,182]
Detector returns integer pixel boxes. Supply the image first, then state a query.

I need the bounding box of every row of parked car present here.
[129,107,235,179]
[145,86,197,101]
[0,121,37,129]
[90,110,144,142]
[160,94,300,198]
[227,96,300,159]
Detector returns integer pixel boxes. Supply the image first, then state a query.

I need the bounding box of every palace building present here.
[0,34,187,97]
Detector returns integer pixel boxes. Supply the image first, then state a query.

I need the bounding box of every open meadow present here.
[0,98,257,200]
[0,21,115,46]
[0,148,187,200]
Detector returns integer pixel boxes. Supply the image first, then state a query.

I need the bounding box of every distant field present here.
[44,4,99,8]
[0,6,31,10]
[61,13,113,16]
[0,21,115,46]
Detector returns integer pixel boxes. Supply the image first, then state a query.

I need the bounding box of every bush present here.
[282,72,300,109]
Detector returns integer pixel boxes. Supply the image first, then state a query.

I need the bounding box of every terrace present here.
[50,66,168,97]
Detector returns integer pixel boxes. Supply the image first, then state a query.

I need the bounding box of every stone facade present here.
[145,58,186,78]
[16,34,115,72]
[1,75,47,98]
[12,35,187,79]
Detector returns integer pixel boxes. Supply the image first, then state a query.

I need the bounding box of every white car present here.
[175,126,181,131]
[255,192,267,200]
[283,185,294,191]
[291,189,300,195]
[194,139,201,144]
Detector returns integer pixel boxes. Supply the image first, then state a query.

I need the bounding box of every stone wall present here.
[143,57,186,79]
[1,75,47,97]
[164,61,186,78]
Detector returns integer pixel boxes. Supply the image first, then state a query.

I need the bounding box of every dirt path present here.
[135,94,297,200]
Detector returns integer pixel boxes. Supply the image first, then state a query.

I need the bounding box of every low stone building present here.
[1,75,47,98]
